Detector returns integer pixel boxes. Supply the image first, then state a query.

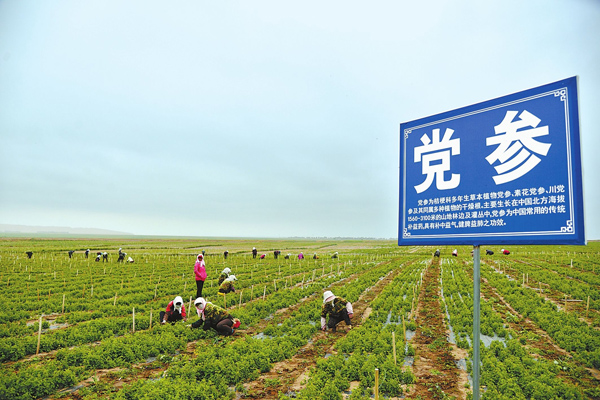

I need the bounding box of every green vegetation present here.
[0,238,598,399]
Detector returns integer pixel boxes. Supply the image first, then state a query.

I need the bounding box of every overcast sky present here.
[1,1,598,240]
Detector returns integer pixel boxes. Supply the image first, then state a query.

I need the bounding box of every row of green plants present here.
[92,257,403,399]
[286,259,422,399]
[0,251,363,361]
[480,259,600,370]
[439,256,593,399]
[491,257,599,317]
[0,249,402,399]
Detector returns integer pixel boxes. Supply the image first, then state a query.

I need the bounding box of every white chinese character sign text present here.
[399,77,585,245]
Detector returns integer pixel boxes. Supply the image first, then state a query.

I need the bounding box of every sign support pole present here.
[473,245,481,400]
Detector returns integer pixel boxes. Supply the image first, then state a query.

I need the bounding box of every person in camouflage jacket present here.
[191,297,240,335]
[218,267,231,285]
[218,275,237,294]
[321,290,353,332]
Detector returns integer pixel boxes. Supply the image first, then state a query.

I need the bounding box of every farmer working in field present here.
[160,296,186,324]
[218,275,237,294]
[223,250,229,259]
[502,249,510,255]
[434,249,440,257]
[486,249,494,255]
[95,252,102,262]
[274,250,280,259]
[252,247,258,259]
[194,253,207,298]
[26,251,33,259]
[321,290,353,332]
[218,267,231,285]
[68,250,75,258]
[102,252,108,262]
[190,297,240,336]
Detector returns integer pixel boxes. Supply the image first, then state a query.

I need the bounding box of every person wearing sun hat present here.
[320,290,353,332]
[190,297,240,335]
[218,275,237,294]
[218,267,232,286]
[194,253,207,298]
[160,296,187,324]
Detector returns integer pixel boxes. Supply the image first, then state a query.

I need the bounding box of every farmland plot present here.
[0,238,599,399]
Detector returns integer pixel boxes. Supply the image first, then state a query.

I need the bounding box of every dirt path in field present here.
[53,261,397,399]
[240,264,401,399]
[479,259,600,389]
[498,259,600,326]
[403,257,467,400]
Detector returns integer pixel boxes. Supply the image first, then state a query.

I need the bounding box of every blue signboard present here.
[398,76,585,245]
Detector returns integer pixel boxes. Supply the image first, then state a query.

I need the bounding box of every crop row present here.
[0,251,402,400]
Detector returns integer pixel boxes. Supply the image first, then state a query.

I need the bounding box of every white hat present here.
[194,297,206,310]
[222,267,231,274]
[323,290,335,303]
[226,275,237,282]
[173,296,183,310]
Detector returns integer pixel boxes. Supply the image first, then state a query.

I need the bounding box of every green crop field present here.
[0,237,599,399]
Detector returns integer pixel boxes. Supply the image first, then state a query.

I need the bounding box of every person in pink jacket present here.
[194,254,207,298]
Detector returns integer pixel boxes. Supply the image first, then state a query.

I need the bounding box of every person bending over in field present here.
[321,290,353,333]
[452,249,458,257]
[274,250,280,259]
[252,247,258,259]
[160,296,186,324]
[486,249,494,255]
[68,250,75,258]
[102,252,109,262]
[218,267,231,285]
[223,250,229,259]
[190,297,240,336]
[85,249,90,258]
[331,252,338,259]
[26,251,33,259]
[218,275,237,294]
[194,253,207,298]
[502,249,510,255]
[434,249,440,257]
[95,252,102,262]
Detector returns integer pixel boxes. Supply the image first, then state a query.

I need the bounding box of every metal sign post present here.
[473,245,481,400]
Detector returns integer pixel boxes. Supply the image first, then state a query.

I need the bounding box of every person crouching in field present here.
[218,275,237,294]
[218,267,231,285]
[190,297,240,336]
[194,254,207,298]
[160,296,186,324]
[321,290,353,332]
